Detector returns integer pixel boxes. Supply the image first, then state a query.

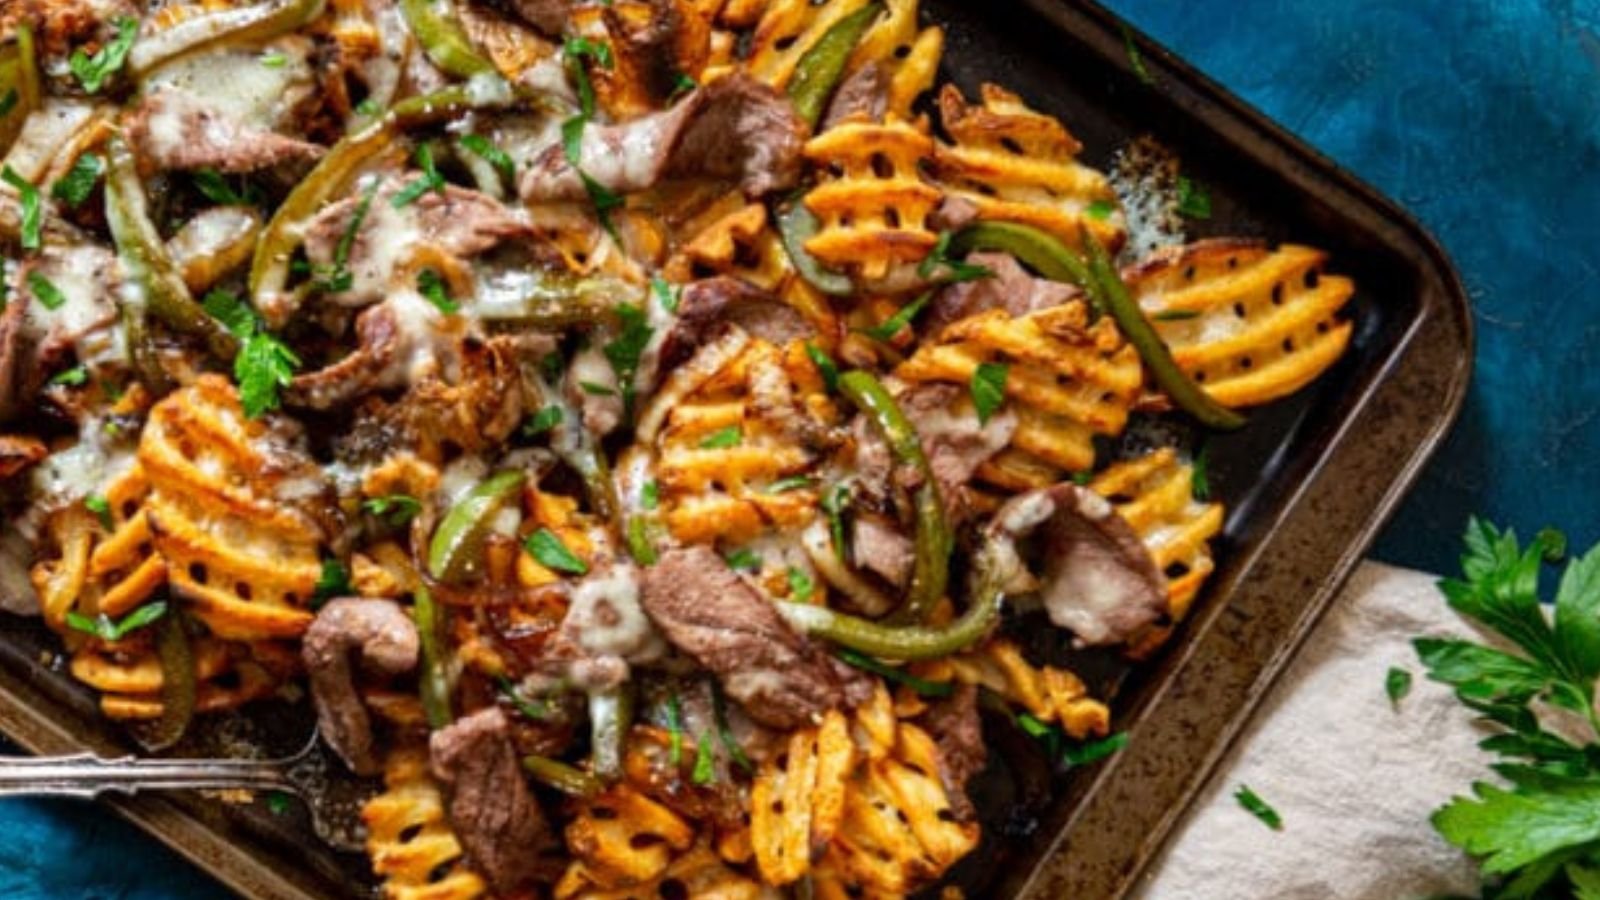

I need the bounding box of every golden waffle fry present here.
[802,119,942,282]
[933,84,1125,250]
[1091,447,1225,656]
[1126,239,1355,408]
[750,709,854,885]
[70,635,281,720]
[363,745,488,900]
[139,376,327,641]
[655,340,831,545]
[564,784,698,889]
[897,301,1143,489]
[946,640,1110,739]
[556,840,773,900]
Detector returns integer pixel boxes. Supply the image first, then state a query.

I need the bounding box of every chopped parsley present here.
[786,566,815,603]
[917,230,992,283]
[235,327,300,418]
[858,291,932,341]
[192,168,259,207]
[69,17,138,94]
[496,675,551,720]
[1385,666,1412,709]
[1176,175,1212,219]
[1063,731,1129,767]
[1120,22,1155,86]
[202,289,257,337]
[1234,785,1282,830]
[1152,309,1201,321]
[525,528,588,575]
[650,275,680,314]
[312,558,351,606]
[578,380,616,396]
[765,476,815,494]
[724,548,761,572]
[560,38,624,239]
[1072,470,1094,486]
[259,52,288,68]
[417,268,458,314]
[353,97,382,117]
[602,303,652,414]
[805,342,840,392]
[835,648,953,698]
[522,405,564,438]
[84,493,113,528]
[699,426,741,449]
[822,482,851,560]
[1085,199,1116,221]
[391,143,446,208]
[51,154,103,208]
[27,272,66,310]
[562,36,614,119]
[691,731,716,785]
[264,792,293,816]
[362,494,422,527]
[711,684,753,773]
[2,166,40,251]
[1190,443,1211,501]
[666,691,685,766]
[314,178,378,293]
[459,133,515,181]
[65,600,168,642]
[669,72,698,100]
[970,361,1008,425]
[49,365,89,387]
[640,480,659,509]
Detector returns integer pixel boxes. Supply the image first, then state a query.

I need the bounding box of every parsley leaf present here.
[1176,175,1212,219]
[579,380,616,396]
[765,476,814,494]
[496,675,550,720]
[84,493,113,528]
[1063,731,1128,767]
[562,36,614,119]
[522,405,563,438]
[917,231,992,283]
[312,558,350,606]
[259,52,287,68]
[822,482,851,560]
[650,275,680,314]
[1386,667,1412,709]
[391,144,445,208]
[970,361,1008,425]
[51,154,103,208]
[203,289,257,338]
[417,268,458,314]
[835,648,953,698]
[49,365,88,387]
[1152,309,1201,321]
[699,426,741,449]
[640,480,659,509]
[27,272,66,310]
[315,178,378,293]
[711,684,753,773]
[858,291,932,341]
[192,168,258,207]
[235,329,300,418]
[691,731,716,785]
[362,494,421,527]
[1085,199,1116,221]
[525,528,588,575]
[602,303,652,413]
[666,691,685,765]
[459,133,515,181]
[724,548,760,572]
[2,166,41,251]
[65,600,168,642]
[1191,443,1211,501]
[787,566,814,603]
[69,17,138,94]
[1235,785,1282,830]
[264,792,292,815]
[805,342,840,392]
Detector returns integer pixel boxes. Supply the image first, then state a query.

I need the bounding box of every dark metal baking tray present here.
[0,1,1472,898]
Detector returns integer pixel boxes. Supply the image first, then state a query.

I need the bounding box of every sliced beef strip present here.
[652,276,812,377]
[125,88,324,173]
[919,683,985,822]
[520,73,805,203]
[987,483,1167,647]
[429,707,556,895]
[851,512,914,588]
[922,251,1079,338]
[639,546,868,730]
[302,597,420,776]
[820,61,889,130]
[500,0,576,34]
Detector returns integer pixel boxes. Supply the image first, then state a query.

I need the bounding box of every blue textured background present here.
[3,1,1597,896]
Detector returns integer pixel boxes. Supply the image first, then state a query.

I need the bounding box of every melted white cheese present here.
[565,563,663,663]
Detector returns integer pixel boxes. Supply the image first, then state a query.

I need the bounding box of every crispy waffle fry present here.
[897,301,1144,489]
[572,1,711,119]
[1091,447,1225,656]
[750,709,854,885]
[1126,239,1355,408]
[745,0,937,102]
[70,635,280,720]
[933,84,1125,250]
[802,119,942,282]
[139,376,327,641]
[564,784,697,889]
[556,840,775,900]
[946,639,1109,739]
[363,745,488,900]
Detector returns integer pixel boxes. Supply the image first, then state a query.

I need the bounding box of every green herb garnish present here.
[787,566,815,603]
[691,731,716,785]
[1386,666,1412,710]
[2,166,40,251]
[1063,731,1129,767]
[970,361,1008,425]
[27,272,66,310]
[641,480,659,510]
[50,366,89,387]
[1085,199,1116,221]
[765,476,815,494]
[711,684,753,773]
[496,675,551,720]
[69,17,138,94]
[525,528,588,575]
[1152,309,1201,321]
[1119,22,1155,86]
[579,380,616,396]
[666,691,685,766]
[235,328,300,418]
[259,52,288,68]
[858,291,932,341]
[822,482,851,560]
[312,558,350,606]
[391,143,446,208]
[192,168,259,207]
[724,548,761,572]
[650,275,680,314]
[1176,175,1212,219]
[65,600,168,642]
[1190,443,1211,501]
[522,405,563,438]
[51,154,103,208]
[417,268,458,314]
[362,494,422,527]
[917,230,992,283]
[805,341,840,392]
[835,648,953,698]
[1235,785,1282,830]
[603,303,652,414]
[84,494,113,528]
[460,133,515,181]
[699,426,741,449]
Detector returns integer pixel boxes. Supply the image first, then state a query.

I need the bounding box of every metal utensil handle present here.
[0,754,293,800]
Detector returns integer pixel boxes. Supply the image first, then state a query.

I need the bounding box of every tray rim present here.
[0,2,1475,898]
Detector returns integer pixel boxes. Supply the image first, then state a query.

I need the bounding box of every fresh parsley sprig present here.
[204,289,299,417]
[65,600,168,642]
[917,230,992,283]
[69,17,138,94]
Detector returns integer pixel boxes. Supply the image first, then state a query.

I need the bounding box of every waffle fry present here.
[945,640,1109,739]
[802,118,943,282]
[363,745,488,900]
[750,709,854,885]
[1091,447,1225,656]
[1126,239,1355,408]
[933,84,1125,251]
[70,636,281,720]
[564,784,698,889]
[897,301,1144,489]
[745,0,941,114]
[140,376,327,642]
[555,840,774,900]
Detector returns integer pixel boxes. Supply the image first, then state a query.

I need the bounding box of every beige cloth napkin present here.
[1133,562,1487,899]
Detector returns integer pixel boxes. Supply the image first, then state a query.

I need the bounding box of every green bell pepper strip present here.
[127,0,327,80]
[522,755,603,797]
[399,0,499,82]
[104,135,238,361]
[786,1,884,128]
[837,370,951,625]
[948,221,1246,431]
[249,83,513,327]
[426,470,525,583]
[139,612,197,751]
[412,584,453,729]
[776,198,853,296]
[588,685,632,782]
[777,558,1004,661]
[0,25,39,157]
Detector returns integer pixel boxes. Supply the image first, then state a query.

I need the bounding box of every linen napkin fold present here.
[1134,562,1486,899]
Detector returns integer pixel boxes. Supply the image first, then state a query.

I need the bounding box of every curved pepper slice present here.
[787,1,885,128]
[522,755,603,797]
[104,135,238,362]
[948,221,1246,431]
[776,198,853,297]
[399,0,499,82]
[128,0,328,80]
[137,613,197,751]
[777,559,1003,661]
[837,370,951,625]
[412,584,453,729]
[0,25,39,156]
[427,470,526,583]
